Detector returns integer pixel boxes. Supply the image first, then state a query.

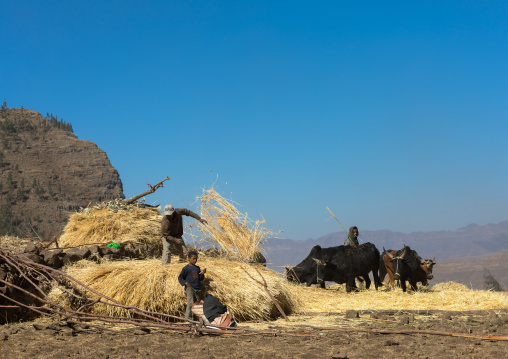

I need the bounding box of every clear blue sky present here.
[2,1,507,241]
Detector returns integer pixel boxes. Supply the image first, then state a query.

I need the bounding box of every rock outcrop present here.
[0,107,124,239]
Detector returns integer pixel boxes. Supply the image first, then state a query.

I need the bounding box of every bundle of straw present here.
[190,188,276,262]
[53,257,298,321]
[57,206,162,250]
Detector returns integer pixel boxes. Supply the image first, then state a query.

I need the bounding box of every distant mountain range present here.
[264,220,508,289]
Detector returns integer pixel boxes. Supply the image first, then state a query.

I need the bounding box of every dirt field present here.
[1,310,507,359]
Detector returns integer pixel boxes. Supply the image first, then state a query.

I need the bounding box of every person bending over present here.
[161,204,207,264]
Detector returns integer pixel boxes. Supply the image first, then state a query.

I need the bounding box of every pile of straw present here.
[57,205,162,250]
[190,188,276,262]
[431,281,471,292]
[50,254,507,319]
[52,257,298,321]
[51,189,291,321]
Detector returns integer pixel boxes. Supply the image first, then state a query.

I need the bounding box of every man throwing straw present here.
[161,204,207,264]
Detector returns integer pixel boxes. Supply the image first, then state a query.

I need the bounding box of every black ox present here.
[388,245,423,292]
[285,242,381,293]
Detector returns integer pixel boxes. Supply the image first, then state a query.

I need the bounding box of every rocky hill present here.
[0,106,124,240]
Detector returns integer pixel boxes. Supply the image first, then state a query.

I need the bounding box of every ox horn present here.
[383,247,394,259]
[313,258,325,266]
[432,257,435,262]
[400,247,408,259]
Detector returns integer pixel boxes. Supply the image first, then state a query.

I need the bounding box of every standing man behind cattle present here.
[161,204,207,265]
[344,226,360,247]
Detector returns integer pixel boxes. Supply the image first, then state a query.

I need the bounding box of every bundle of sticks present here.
[0,247,241,335]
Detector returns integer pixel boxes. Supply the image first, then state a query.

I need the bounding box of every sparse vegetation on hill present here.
[45,112,73,133]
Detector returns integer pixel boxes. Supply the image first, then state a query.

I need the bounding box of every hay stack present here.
[54,257,298,321]
[51,190,293,321]
[57,204,162,250]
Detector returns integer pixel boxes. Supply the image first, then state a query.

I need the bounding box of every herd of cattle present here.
[285,242,436,293]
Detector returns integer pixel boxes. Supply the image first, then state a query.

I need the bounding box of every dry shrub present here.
[0,236,32,251]
[48,286,75,310]
[57,205,162,250]
[55,257,298,321]
[190,187,277,262]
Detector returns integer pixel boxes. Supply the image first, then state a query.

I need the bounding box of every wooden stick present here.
[125,176,170,204]
[326,207,354,245]
[241,266,289,321]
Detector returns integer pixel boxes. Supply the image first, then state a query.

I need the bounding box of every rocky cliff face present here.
[0,107,124,239]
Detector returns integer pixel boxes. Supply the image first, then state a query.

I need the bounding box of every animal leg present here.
[346,276,357,293]
[363,275,371,290]
[372,269,381,290]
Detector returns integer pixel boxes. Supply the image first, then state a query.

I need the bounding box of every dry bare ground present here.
[1,309,508,359]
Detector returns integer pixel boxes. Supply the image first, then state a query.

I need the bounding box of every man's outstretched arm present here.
[177,208,207,224]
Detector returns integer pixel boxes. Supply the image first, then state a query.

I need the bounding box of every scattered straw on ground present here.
[52,256,297,321]
[189,187,277,262]
[431,281,471,292]
[288,283,508,313]
[57,205,162,249]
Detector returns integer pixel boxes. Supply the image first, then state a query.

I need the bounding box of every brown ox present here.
[418,258,436,286]
[379,247,435,288]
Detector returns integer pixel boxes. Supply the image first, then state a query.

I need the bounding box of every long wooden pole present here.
[326,207,354,245]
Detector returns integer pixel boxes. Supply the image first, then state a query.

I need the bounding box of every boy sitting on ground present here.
[178,250,206,320]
